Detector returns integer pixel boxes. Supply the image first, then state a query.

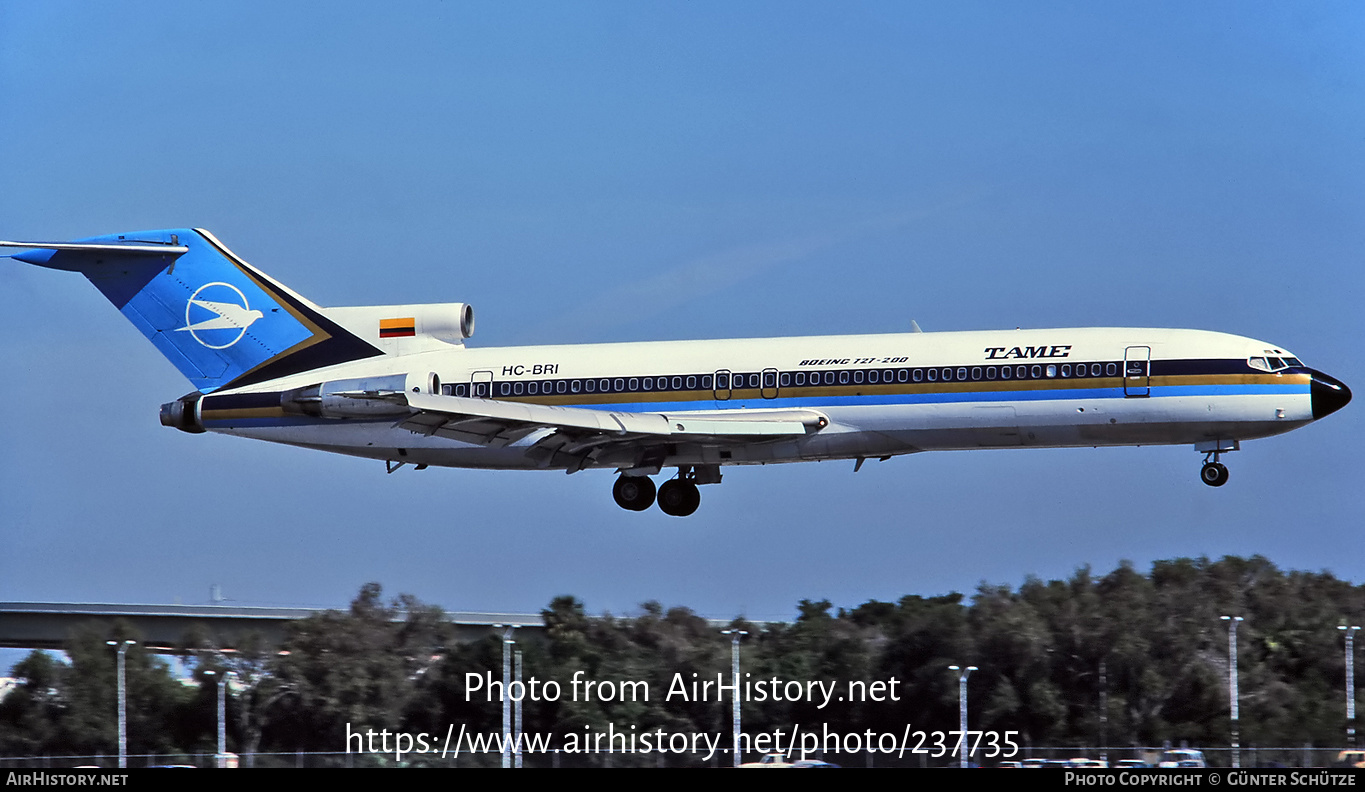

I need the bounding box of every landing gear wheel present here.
[1200,462,1229,487]
[657,479,701,517]
[613,476,656,511]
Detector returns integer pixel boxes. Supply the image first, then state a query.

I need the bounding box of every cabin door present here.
[1124,347,1150,397]
[471,370,493,399]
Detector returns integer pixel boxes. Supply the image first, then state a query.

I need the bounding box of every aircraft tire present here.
[613,475,656,511]
[657,479,700,517]
[1200,462,1229,487]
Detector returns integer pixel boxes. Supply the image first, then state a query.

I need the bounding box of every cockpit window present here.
[1249,355,1300,373]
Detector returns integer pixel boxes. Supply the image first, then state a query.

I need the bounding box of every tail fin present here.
[2,228,381,392]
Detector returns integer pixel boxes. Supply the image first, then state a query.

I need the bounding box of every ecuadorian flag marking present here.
[380,317,416,338]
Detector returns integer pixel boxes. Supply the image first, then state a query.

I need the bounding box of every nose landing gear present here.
[1195,440,1237,488]
[1200,460,1229,487]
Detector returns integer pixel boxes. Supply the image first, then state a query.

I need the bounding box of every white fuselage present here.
[198,326,1318,472]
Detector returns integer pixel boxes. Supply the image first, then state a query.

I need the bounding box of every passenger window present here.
[1105,363,1116,376]
[456,384,469,397]
[614,378,625,392]
[628,378,639,391]
[1046,365,1056,378]
[1091,363,1102,377]
[673,376,683,390]
[971,367,981,381]
[1001,366,1011,379]
[839,371,850,385]
[584,380,594,393]
[942,368,953,382]
[1060,364,1070,377]
[927,369,938,382]
[528,382,538,395]
[1017,366,1027,379]
[987,366,997,380]
[749,373,760,388]
[780,373,791,387]
[643,377,653,391]
[825,372,835,385]
[853,370,864,384]
[687,375,697,389]
[898,369,909,383]
[557,381,567,394]
[702,375,713,389]
[913,369,923,382]
[1031,365,1042,379]
[795,371,806,386]
[957,367,967,381]
[514,382,525,395]
[868,370,879,384]
[884,369,894,382]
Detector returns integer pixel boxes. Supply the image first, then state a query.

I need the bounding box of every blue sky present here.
[2,2,1362,639]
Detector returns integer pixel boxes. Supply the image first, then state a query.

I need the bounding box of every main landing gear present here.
[612,467,711,516]
[612,475,656,511]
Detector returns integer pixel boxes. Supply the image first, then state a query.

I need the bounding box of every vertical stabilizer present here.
[3,228,381,392]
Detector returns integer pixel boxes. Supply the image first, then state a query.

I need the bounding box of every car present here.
[1158,749,1206,768]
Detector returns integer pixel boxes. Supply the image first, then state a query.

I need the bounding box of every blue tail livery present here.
[1,228,380,392]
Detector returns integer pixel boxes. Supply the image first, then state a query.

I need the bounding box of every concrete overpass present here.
[0,602,545,654]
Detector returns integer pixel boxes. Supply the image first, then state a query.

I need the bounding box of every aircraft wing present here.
[396,391,828,470]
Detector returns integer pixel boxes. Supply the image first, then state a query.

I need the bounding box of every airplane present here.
[1,228,1351,516]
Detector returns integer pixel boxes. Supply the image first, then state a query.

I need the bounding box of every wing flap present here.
[398,392,827,448]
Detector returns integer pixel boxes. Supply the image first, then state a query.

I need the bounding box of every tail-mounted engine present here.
[326,303,475,351]
[159,393,205,434]
[282,373,424,419]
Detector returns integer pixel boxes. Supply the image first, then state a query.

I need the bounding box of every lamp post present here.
[1341,626,1360,748]
[721,629,747,768]
[498,625,517,768]
[514,647,524,769]
[948,665,977,769]
[1221,616,1244,768]
[204,669,235,768]
[106,640,135,769]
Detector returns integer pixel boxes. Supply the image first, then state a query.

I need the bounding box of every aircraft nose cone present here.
[1310,369,1351,420]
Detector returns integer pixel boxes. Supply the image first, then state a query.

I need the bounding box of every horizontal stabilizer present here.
[0,239,189,256]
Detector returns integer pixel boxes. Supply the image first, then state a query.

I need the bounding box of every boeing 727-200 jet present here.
[2,229,1351,516]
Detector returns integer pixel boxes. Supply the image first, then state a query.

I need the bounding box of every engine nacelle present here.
[326,302,475,347]
[413,302,475,343]
[282,374,420,419]
[159,393,205,433]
